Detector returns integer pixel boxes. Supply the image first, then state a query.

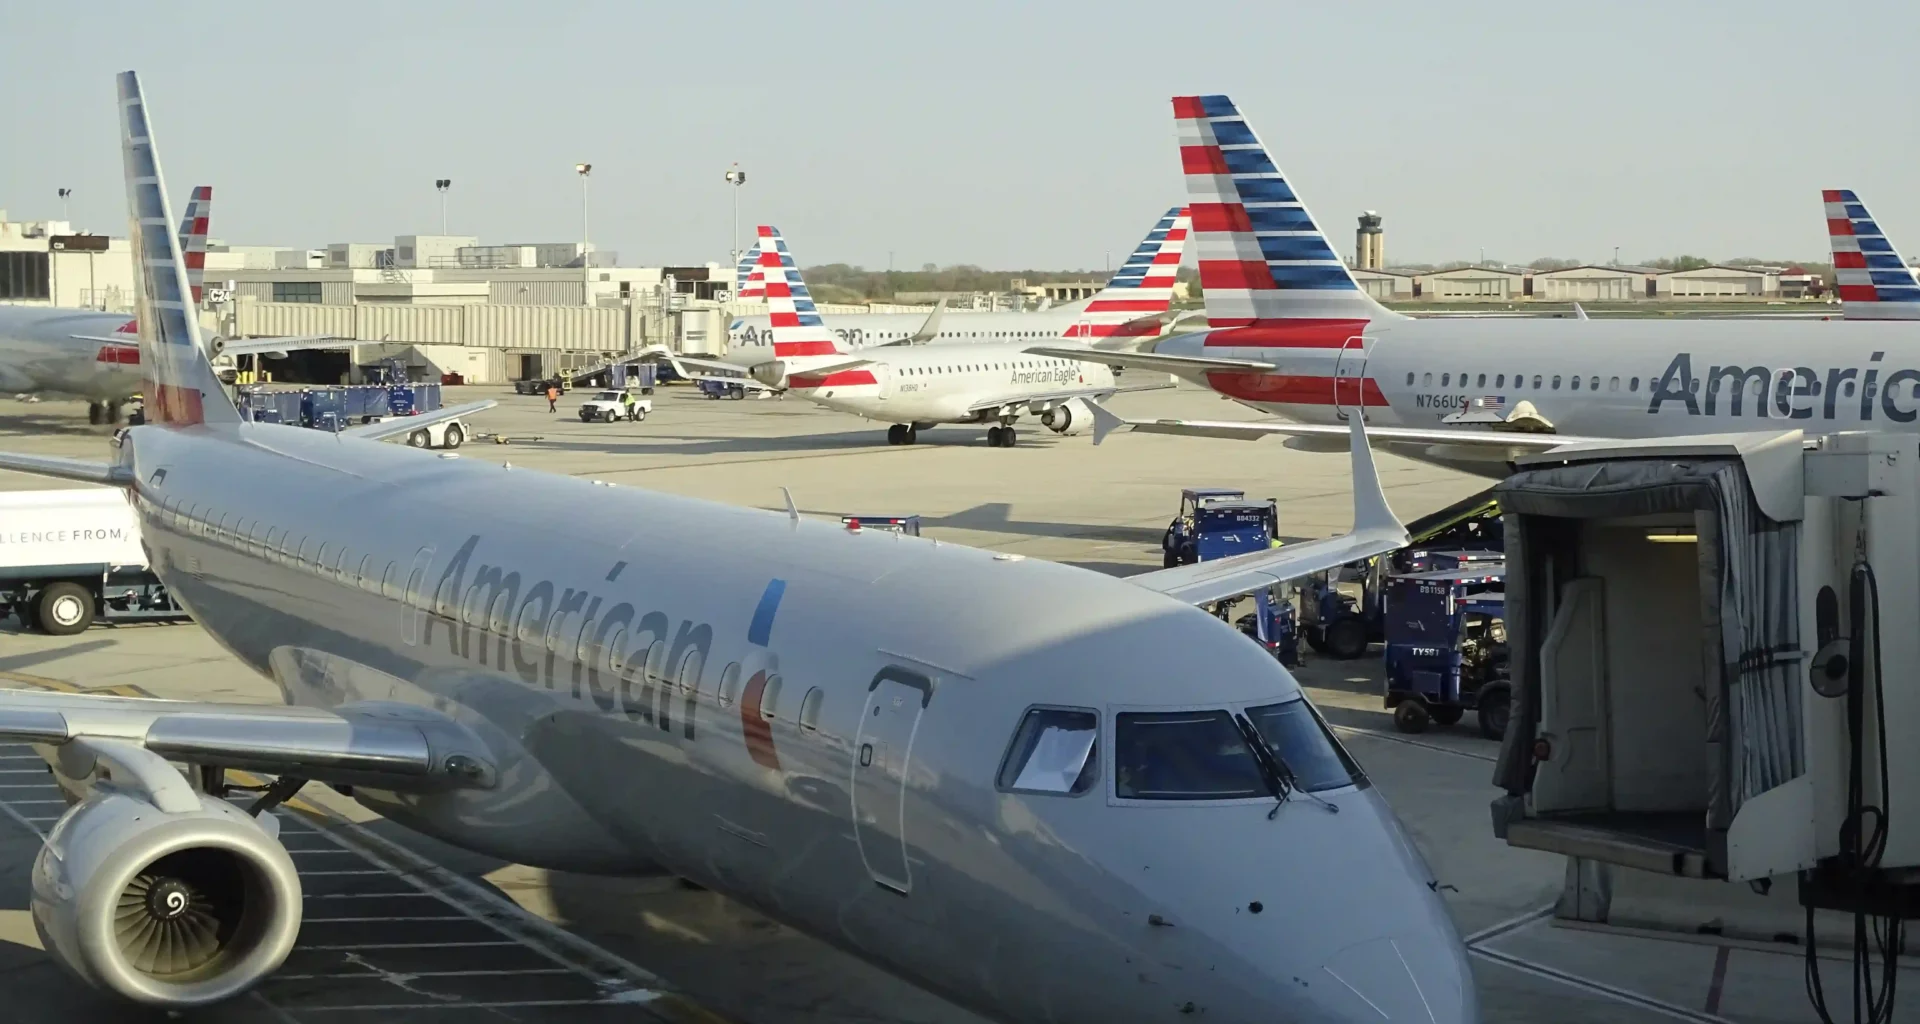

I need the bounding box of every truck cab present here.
[1382,565,1508,737]
[1161,488,1279,567]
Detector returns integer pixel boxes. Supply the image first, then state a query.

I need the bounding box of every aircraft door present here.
[1332,335,1370,421]
[851,667,933,894]
[871,362,891,401]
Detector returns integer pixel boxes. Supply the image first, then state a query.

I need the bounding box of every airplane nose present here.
[1319,933,1472,1022]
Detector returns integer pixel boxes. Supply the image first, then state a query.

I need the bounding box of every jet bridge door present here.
[1531,576,1611,813]
[852,667,932,895]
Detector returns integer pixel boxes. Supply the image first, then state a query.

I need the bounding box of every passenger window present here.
[798,687,824,732]
[1114,710,1264,800]
[1440,373,1449,387]
[488,590,513,634]
[1476,374,1486,388]
[357,553,373,588]
[677,647,706,694]
[1421,373,1432,387]
[1552,376,1562,390]
[1532,375,1542,389]
[1243,699,1366,792]
[602,626,629,670]
[1570,376,1581,391]
[1405,373,1414,386]
[1589,376,1599,391]
[461,584,487,626]
[716,662,741,708]
[1609,377,1620,392]
[514,598,546,642]
[997,707,1097,795]
[1496,374,1506,387]
[1630,377,1640,392]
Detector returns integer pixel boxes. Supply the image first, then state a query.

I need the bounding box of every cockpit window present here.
[997,708,1098,795]
[1244,699,1367,792]
[1114,710,1266,800]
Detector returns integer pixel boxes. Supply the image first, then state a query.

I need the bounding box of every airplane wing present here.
[647,350,784,392]
[962,379,1173,416]
[1124,415,1408,607]
[1087,403,1603,458]
[339,399,496,442]
[0,452,128,486]
[0,689,496,793]
[874,299,947,347]
[1023,344,1276,374]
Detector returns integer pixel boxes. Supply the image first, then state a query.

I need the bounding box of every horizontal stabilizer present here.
[1126,415,1407,606]
[0,451,131,486]
[339,399,495,442]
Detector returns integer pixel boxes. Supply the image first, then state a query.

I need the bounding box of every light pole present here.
[57,188,72,224]
[435,179,451,234]
[575,163,592,306]
[724,163,746,268]
[1612,246,1621,266]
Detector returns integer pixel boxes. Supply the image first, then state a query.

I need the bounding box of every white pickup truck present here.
[0,489,187,634]
[577,389,652,423]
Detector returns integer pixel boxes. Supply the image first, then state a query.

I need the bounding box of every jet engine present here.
[750,361,787,388]
[32,787,302,1008]
[1041,398,1093,435]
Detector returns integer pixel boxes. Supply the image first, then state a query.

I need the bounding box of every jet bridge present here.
[1488,430,1917,1015]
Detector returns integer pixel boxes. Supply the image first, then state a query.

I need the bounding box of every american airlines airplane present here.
[0,72,1477,1023]
[1035,95,1920,478]
[0,186,214,424]
[725,206,1191,356]
[667,226,1172,446]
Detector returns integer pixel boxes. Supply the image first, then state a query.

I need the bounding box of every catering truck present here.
[0,489,186,634]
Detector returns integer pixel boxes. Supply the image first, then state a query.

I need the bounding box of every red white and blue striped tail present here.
[118,71,239,426]
[735,241,764,300]
[1826,190,1920,320]
[176,185,212,306]
[756,226,844,358]
[1069,206,1191,332]
[1174,94,1401,330]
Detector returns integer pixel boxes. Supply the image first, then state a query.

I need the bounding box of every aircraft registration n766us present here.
[0,72,1477,1023]
[1035,94,1920,478]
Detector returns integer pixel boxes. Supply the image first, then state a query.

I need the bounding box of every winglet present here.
[1089,400,1128,446]
[780,487,800,524]
[1346,414,1405,540]
[1572,302,1589,321]
[907,298,947,343]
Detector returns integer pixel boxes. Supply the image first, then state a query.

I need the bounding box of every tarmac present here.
[0,381,1912,1023]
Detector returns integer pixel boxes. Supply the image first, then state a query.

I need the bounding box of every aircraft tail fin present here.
[1173,94,1403,330]
[756,226,846,359]
[1826,189,1920,320]
[735,241,765,300]
[1063,206,1191,339]
[176,185,211,306]
[117,71,240,426]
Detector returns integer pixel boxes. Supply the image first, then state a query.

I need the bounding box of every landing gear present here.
[987,426,1017,448]
[87,402,105,426]
[106,401,124,424]
[887,424,918,445]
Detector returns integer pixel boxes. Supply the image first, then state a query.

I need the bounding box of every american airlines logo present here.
[1011,366,1079,386]
[1647,351,1920,422]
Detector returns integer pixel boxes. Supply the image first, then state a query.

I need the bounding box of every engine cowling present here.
[1041,398,1093,435]
[32,788,302,1008]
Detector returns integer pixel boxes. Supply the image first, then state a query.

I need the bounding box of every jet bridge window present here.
[1114,710,1265,801]
[997,707,1098,795]
[1243,699,1366,793]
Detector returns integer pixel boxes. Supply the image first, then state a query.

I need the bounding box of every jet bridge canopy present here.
[1490,432,1806,880]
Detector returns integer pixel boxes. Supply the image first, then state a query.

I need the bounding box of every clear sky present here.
[3,1,1915,270]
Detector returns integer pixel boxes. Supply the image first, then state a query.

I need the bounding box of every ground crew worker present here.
[546,385,559,413]
[621,390,637,421]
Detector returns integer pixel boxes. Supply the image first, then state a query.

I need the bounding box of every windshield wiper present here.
[1234,712,1338,818]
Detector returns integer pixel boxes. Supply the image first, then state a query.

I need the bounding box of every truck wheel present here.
[1325,617,1369,660]
[1477,683,1512,740]
[602,410,616,423]
[442,423,465,449]
[1430,706,1464,727]
[631,409,646,422]
[407,429,431,448]
[37,582,94,635]
[1392,700,1431,734]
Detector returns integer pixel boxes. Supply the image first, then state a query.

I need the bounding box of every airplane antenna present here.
[780,487,800,523]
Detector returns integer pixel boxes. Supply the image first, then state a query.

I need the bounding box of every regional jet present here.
[0,72,1476,1023]
[1037,95,1920,478]
[663,226,1176,446]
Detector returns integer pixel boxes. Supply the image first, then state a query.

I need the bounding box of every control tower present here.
[1355,211,1384,270]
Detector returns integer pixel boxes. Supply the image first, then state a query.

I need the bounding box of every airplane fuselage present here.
[1159,317,1920,475]
[111,420,1472,1023]
[727,307,1119,365]
[784,342,1119,426]
[0,305,142,402]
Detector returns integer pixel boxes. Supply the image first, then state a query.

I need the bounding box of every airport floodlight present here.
[725,164,746,267]
[725,166,745,186]
[58,187,72,223]
[435,180,451,234]
[576,163,592,176]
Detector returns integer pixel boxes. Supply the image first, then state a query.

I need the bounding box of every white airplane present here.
[0,72,1476,1023]
[1032,95,1920,478]
[723,206,1191,357]
[667,226,1174,446]
[0,186,215,423]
